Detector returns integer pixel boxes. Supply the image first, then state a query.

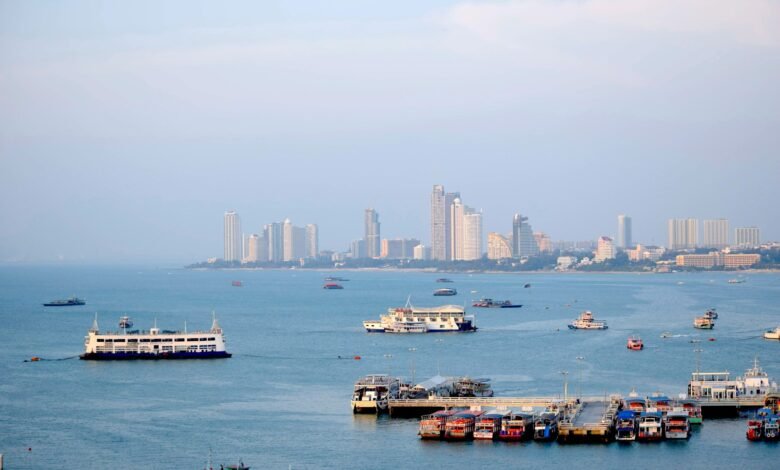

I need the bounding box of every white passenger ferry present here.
[363,302,477,333]
[80,314,231,360]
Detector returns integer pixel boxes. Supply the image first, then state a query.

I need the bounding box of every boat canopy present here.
[617,410,637,419]
[413,375,452,391]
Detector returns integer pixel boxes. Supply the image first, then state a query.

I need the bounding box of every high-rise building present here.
[413,244,431,261]
[617,215,632,249]
[735,226,760,248]
[487,232,512,260]
[512,213,539,258]
[351,239,366,259]
[267,222,283,262]
[463,211,483,260]
[702,219,729,249]
[282,218,294,261]
[668,218,698,250]
[293,226,306,260]
[245,233,260,263]
[305,224,319,258]
[595,236,616,262]
[431,185,460,261]
[223,210,242,262]
[534,232,553,253]
[380,238,421,259]
[364,208,380,258]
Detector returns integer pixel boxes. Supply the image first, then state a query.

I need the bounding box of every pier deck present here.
[558,396,620,443]
[388,396,570,417]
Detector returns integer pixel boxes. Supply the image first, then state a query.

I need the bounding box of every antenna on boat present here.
[405,295,412,309]
[184,320,187,334]
[90,313,99,333]
[211,311,221,333]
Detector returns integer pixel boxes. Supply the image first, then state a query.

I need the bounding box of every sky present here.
[1,0,779,264]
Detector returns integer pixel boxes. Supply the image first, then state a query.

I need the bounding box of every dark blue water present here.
[0,267,778,468]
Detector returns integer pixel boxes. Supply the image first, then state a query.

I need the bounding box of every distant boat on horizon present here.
[43,296,86,307]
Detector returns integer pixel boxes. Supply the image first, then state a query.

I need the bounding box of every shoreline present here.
[186,266,780,275]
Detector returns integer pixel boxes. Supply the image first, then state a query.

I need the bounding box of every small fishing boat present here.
[225,459,250,470]
[763,326,780,340]
[677,399,703,424]
[624,397,647,414]
[323,283,344,290]
[231,280,242,287]
[433,288,457,296]
[627,336,644,350]
[118,316,133,329]
[746,418,764,441]
[523,283,531,288]
[436,278,454,283]
[568,311,608,330]
[325,276,349,282]
[728,278,746,284]
[693,316,715,329]
[647,394,673,414]
[703,308,718,320]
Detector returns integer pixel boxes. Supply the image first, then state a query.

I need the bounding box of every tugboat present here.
[472,298,522,309]
[43,296,86,307]
[568,311,608,330]
[433,288,457,296]
[627,336,644,350]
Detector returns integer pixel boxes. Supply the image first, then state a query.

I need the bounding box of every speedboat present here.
[627,336,644,350]
[433,288,457,296]
[764,326,780,340]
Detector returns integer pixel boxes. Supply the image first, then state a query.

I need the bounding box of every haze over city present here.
[2,0,779,264]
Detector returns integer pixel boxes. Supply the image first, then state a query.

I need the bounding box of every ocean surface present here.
[0,266,778,469]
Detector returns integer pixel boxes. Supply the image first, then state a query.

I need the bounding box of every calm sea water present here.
[0,266,778,469]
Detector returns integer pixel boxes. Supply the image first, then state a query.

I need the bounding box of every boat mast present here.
[90,313,99,333]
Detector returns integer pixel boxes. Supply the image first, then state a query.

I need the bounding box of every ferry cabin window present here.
[187,338,198,342]
[175,338,185,342]
[162,338,172,342]
[97,339,105,342]
[113,339,126,342]
[128,339,138,343]
[199,338,207,341]
[208,337,215,341]
[140,339,151,342]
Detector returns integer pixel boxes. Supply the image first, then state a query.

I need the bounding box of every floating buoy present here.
[709,338,716,342]
[354,355,361,360]
[31,357,40,362]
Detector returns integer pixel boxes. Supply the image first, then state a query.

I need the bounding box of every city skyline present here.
[2,1,779,263]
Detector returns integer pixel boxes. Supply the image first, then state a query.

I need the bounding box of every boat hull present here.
[79,351,231,360]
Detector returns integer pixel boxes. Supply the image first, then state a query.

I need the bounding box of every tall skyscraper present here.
[223,210,242,262]
[305,224,319,258]
[282,218,294,261]
[431,185,460,261]
[668,218,698,250]
[512,213,539,258]
[364,208,380,258]
[702,219,729,249]
[617,214,632,249]
[735,227,760,248]
[267,222,283,262]
[245,233,260,262]
[462,211,483,260]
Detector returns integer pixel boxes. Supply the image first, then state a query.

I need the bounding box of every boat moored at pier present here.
[637,411,664,441]
[498,412,534,441]
[363,303,476,333]
[475,410,510,440]
[80,314,231,360]
[444,410,484,440]
[677,399,703,424]
[664,412,690,439]
[568,311,608,330]
[533,412,559,441]
[419,410,458,439]
[352,375,401,414]
[615,410,638,441]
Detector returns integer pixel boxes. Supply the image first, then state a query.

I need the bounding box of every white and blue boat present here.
[80,314,231,360]
[363,302,476,333]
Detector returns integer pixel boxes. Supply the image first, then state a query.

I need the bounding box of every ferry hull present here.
[79,351,232,360]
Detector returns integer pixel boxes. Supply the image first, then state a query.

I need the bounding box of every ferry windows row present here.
[97,337,217,343]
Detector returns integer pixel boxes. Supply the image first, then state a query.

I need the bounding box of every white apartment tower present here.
[223,210,242,262]
[735,227,760,248]
[668,218,698,250]
[365,208,381,259]
[245,233,260,263]
[462,211,483,260]
[282,218,294,261]
[431,185,460,261]
[617,214,632,249]
[702,219,729,249]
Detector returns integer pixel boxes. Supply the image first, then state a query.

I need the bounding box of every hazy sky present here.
[2,0,779,264]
